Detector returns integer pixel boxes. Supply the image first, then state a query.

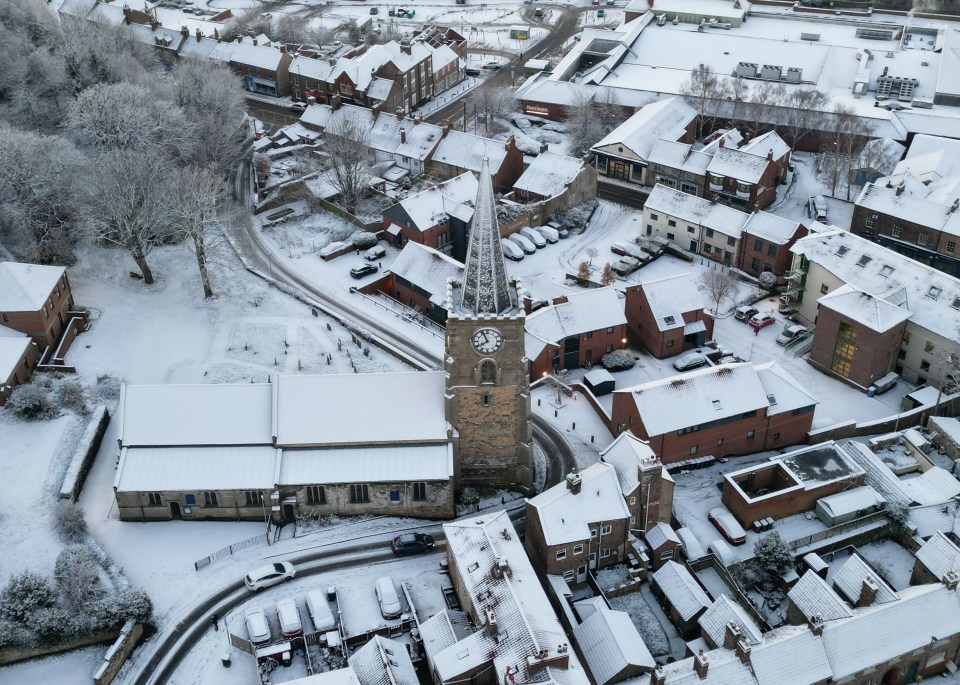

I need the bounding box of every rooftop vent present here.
[927,286,942,300]
[880,265,894,277]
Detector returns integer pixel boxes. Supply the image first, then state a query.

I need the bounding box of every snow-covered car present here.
[289,102,306,114]
[500,238,524,261]
[375,577,402,619]
[776,324,809,346]
[364,245,386,261]
[245,607,271,645]
[734,305,759,322]
[748,313,776,329]
[245,562,296,592]
[391,532,435,556]
[350,264,379,279]
[708,508,746,546]
[534,225,559,243]
[519,226,546,248]
[676,528,706,561]
[708,538,736,565]
[305,590,336,630]
[672,351,709,372]
[277,598,303,638]
[546,221,569,239]
[507,233,536,254]
[808,195,827,222]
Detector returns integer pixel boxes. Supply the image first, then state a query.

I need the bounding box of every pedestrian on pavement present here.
[211,613,220,632]
[753,325,760,336]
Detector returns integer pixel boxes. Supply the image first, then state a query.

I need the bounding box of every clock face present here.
[471,327,504,355]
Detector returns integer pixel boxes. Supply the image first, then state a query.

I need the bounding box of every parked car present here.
[708,507,747,545]
[289,102,306,114]
[776,324,809,346]
[748,313,776,329]
[482,61,502,70]
[610,242,632,256]
[519,226,547,248]
[305,590,335,630]
[369,6,378,13]
[364,245,386,261]
[500,238,525,261]
[277,598,304,638]
[391,532,435,556]
[350,263,379,279]
[676,527,706,561]
[534,225,559,243]
[808,195,828,222]
[375,577,402,619]
[245,562,296,592]
[546,220,569,238]
[245,607,271,645]
[465,67,481,77]
[612,256,641,276]
[507,233,536,254]
[734,305,759,322]
[672,351,709,372]
[708,538,736,565]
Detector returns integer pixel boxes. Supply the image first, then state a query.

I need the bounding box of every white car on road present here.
[245,561,296,592]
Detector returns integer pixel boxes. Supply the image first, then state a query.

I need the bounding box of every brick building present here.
[221,41,293,97]
[610,362,817,464]
[427,130,524,193]
[913,532,960,586]
[625,273,714,358]
[0,262,77,350]
[598,431,674,533]
[524,287,628,378]
[649,561,711,639]
[371,242,464,324]
[525,466,631,583]
[381,172,477,258]
[0,329,39,406]
[512,150,597,209]
[739,211,806,279]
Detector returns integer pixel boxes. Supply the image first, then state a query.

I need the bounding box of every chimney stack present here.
[945,571,960,590]
[858,577,879,607]
[400,128,407,144]
[214,28,220,41]
[414,114,423,125]
[485,606,498,635]
[441,122,451,138]
[895,182,905,197]
[372,102,383,118]
[123,6,131,25]
[767,148,774,161]
[650,664,666,685]
[395,107,405,120]
[181,25,189,38]
[331,93,342,111]
[540,140,549,154]
[693,650,709,680]
[722,622,742,650]
[566,471,582,494]
[735,637,752,664]
[951,198,959,213]
[807,614,824,636]
[719,137,725,149]
[195,27,202,42]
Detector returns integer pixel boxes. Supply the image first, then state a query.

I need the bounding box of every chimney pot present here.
[807,613,824,636]
[722,622,742,650]
[650,664,666,685]
[195,28,202,42]
[858,576,879,607]
[767,148,774,161]
[181,25,189,37]
[895,182,905,197]
[945,571,960,590]
[736,637,752,664]
[693,650,709,680]
[719,137,725,149]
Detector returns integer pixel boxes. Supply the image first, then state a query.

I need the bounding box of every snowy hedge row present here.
[59,405,109,502]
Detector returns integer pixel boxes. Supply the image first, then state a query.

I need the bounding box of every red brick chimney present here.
[722,622,742,650]
[540,140,549,153]
[807,614,824,636]
[767,148,774,161]
[693,650,709,680]
[372,102,383,118]
[195,28,202,42]
[414,114,423,125]
[400,128,407,144]
[566,470,581,494]
[331,93,342,111]
[395,107,405,120]
[895,182,905,197]
[441,122,451,138]
[400,41,412,55]
[858,577,879,607]
[180,25,188,37]
[123,6,131,24]
[649,665,666,685]
[719,137,725,149]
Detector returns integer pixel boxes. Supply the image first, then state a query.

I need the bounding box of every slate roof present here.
[698,594,764,648]
[348,636,419,685]
[739,130,790,161]
[832,553,898,606]
[750,625,833,685]
[419,610,473,670]
[657,648,755,684]
[648,139,711,176]
[432,131,509,175]
[0,262,66,312]
[390,242,464,307]
[598,431,663,496]
[645,522,680,550]
[524,288,626,352]
[707,147,771,184]
[637,273,708,332]
[754,362,820,416]
[395,172,478,232]
[0,330,31,388]
[369,113,445,161]
[915,531,960,580]
[652,561,711,621]
[514,151,585,199]
[644,184,750,238]
[573,608,654,685]
[855,178,958,233]
[592,97,697,162]
[741,212,801,245]
[787,570,853,622]
[816,284,912,333]
[290,56,333,81]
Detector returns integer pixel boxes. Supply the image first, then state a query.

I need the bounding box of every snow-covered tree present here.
[170,165,228,298]
[601,263,615,285]
[753,531,793,578]
[576,260,592,285]
[54,501,89,544]
[94,587,154,627]
[473,83,516,134]
[55,545,107,610]
[601,350,635,371]
[565,87,606,159]
[5,384,55,420]
[0,572,56,623]
[321,114,372,215]
[699,267,737,314]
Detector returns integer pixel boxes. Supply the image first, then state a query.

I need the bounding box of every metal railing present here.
[194,532,269,571]
[787,511,889,551]
[350,290,444,339]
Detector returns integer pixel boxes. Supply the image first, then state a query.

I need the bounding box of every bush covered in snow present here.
[54,501,89,544]
[753,531,793,580]
[94,588,153,627]
[6,384,56,420]
[0,572,57,623]
[53,378,89,415]
[552,199,598,234]
[351,231,379,249]
[55,545,107,610]
[758,271,777,290]
[601,350,635,371]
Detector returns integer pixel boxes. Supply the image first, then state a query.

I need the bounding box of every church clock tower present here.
[445,159,533,492]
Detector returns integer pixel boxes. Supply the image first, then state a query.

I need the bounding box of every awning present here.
[683,320,707,335]
[387,224,402,236]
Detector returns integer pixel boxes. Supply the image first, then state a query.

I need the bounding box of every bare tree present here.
[595,86,625,134]
[565,87,605,159]
[84,150,175,283]
[741,83,780,138]
[472,83,515,133]
[699,267,738,314]
[681,64,724,137]
[586,246,599,265]
[779,87,827,151]
[322,114,372,214]
[601,263,614,285]
[724,77,750,130]
[169,166,228,298]
[819,103,874,199]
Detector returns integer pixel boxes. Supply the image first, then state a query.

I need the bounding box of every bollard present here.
[538,398,541,406]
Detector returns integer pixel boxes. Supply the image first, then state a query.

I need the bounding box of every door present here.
[170,502,182,519]
[690,240,698,253]
[588,552,597,570]
[576,565,587,583]
[563,335,580,369]
[906,662,919,682]
[283,504,295,522]
[609,160,631,181]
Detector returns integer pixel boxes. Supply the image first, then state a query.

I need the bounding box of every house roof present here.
[514,151,585,199]
[790,229,960,343]
[899,465,960,505]
[754,362,820,416]
[648,139,711,176]
[278,443,453,485]
[437,512,591,685]
[816,486,885,519]
[832,553,898,606]
[0,331,31,385]
[741,212,801,246]
[698,595,764,648]
[644,184,750,238]
[787,570,853,622]
[645,522,679,550]
[527,463,630,546]
[573,608,654,685]
[390,242,465,307]
[0,262,65,312]
[431,131,509,175]
[367,78,395,102]
[707,147,770,184]
[592,97,696,162]
[598,431,662,496]
[636,273,708,332]
[652,561,711,621]
[431,44,460,71]
[300,103,375,133]
[855,178,958,233]
[290,55,333,81]
[843,439,959,507]
[348,635,419,685]
[819,283,912,333]
[395,172,478,232]
[750,625,833,685]
[228,42,287,71]
[524,288,626,352]
[274,372,448,447]
[915,531,960,580]
[739,130,790,162]
[114,446,279,492]
[658,649,756,685]
[419,610,473,670]
[369,113,445,161]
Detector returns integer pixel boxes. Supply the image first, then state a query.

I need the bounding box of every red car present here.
[708,507,746,546]
[748,313,776,329]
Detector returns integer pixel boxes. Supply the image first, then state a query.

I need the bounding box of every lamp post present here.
[259,492,270,544]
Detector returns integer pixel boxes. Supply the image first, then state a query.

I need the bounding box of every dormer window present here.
[856,255,872,267]
[835,245,850,257]
[880,265,894,278]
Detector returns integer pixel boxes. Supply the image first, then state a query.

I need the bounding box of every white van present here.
[364,245,386,261]
[500,238,525,261]
[508,233,536,254]
[708,539,736,566]
[305,590,335,631]
[375,577,402,620]
[519,226,546,248]
[534,225,559,243]
[277,598,303,638]
[676,528,706,561]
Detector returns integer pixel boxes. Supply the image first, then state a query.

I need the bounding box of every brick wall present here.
[808,305,905,390]
[1,270,73,349]
[524,502,630,581]
[1,340,39,405]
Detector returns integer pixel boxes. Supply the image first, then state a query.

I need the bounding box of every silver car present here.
[672,351,709,372]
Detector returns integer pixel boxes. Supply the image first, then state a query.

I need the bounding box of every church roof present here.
[459,158,511,315]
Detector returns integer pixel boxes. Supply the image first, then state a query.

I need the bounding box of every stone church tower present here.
[445,159,533,492]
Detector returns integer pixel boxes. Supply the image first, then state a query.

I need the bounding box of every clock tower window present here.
[480,359,497,385]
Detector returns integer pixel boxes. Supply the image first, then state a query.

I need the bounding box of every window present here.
[42,305,48,319]
[147,492,162,506]
[953,297,960,310]
[919,375,927,385]
[629,497,636,505]
[891,224,901,238]
[660,549,674,561]
[687,226,695,234]
[880,264,894,278]
[773,432,781,440]
[573,544,584,555]
[751,258,761,271]
[601,525,612,535]
[689,445,698,455]
[903,331,911,344]
[921,360,931,372]
[667,233,675,240]
[706,229,714,238]
[678,425,700,435]
[925,341,935,353]
[727,236,736,247]
[865,213,876,229]
[563,570,575,582]
[605,344,613,353]
[586,331,593,339]
[668,219,676,227]
[918,232,928,246]
[606,326,615,334]
[898,348,907,360]
[203,491,218,507]
[767,244,778,257]
[666,340,674,347]
[307,485,326,505]
[480,360,497,384]
[185,494,196,505]
[704,245,712,254]
[438,233,450,248]
[483,394,489,406]
[948,241,957,254]
[927,287,942,301]
[717,438,724,446]
[649,213,659,221]
[556,550,567,560]
[746,430,756,440]
[244,491,259,506]
[350,484,369,503]
[590,529,597,538]
[600,548,611,559]
[413,482,427,501]
[754,239,763,252]
[821,284,830,295]
[831,322,858,378]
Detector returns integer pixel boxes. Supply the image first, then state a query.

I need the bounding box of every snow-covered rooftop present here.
[527,463,630,546]
[816,486,885,519]
[513,151,585,199]
[573,607,654,685]
[0,332,31,385]
[817,284,912,333]
[899,465,960,505]
[290,55,334,82]
[279,444,453,485]
[832,553,898,606]
[419,609,473,671]
[114,446,279,492]
[395,172,478,232]
[348,635,419,685]
[644,184,749,238]
[750,625,833,685]
[652,561,711,621]
[636,273,708,332]
[274,372,448,447]
[698,594,763,648]
[915,531,960,581]
[592,97,696,162]
[787,570,853,623]
[227,41,287,71]
[707,147,770,185]
[525,288,626,353]
[855,178,959,232]
[390,242,465,307]
[431,131,509,175]
[791,229,960,342]
[598,431,662,496]
[0,262,65,312]
[369,113,445,162]
[645,521,679,550]
[754,362,820,417]
[741,212,801,246]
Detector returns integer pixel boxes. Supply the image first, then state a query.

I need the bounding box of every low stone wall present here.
[93,621,144,685]
[0,628,119,666]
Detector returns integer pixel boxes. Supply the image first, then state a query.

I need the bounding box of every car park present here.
[375,577,402,619]
[776,324,809,346]
[245,562,296,592]
[734,305,759,322]
[748,313,776,329]
[610,242,632,256]
[708,507,747,545]
[534,225,559,243]
[672,351,709,372]
[519,226,546,248]
[613,256,641,276]
[500,238,525,261]
[391,532,436,555]
[350,264,379,279]
[305,590,335,630]
[364,245,386,261]
[245,607,271,645]
[277,598,303,638]
[507,233,536,254]
[676,527,706,560]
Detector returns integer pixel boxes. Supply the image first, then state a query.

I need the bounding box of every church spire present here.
[460,158,511,315]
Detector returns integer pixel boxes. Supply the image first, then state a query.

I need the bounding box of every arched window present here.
[480,359,497,385]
